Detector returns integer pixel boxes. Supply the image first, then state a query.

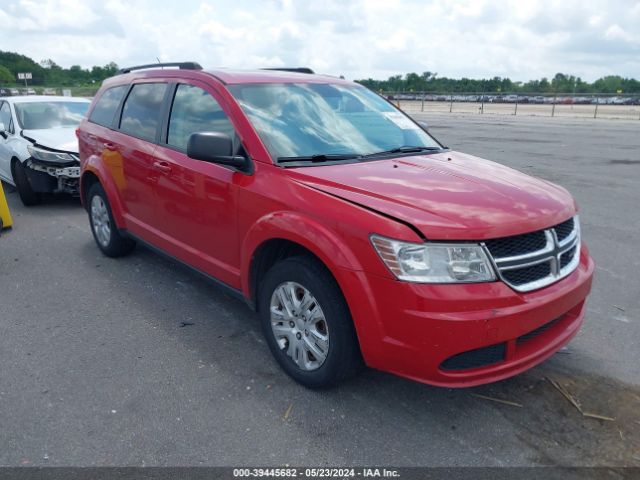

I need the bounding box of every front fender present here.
[240,210,364,298]
[240,210,391,365]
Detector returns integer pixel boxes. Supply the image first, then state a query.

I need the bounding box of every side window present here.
[89,85,128,127]
[167,84,235,151]
[119,83,167,142]
[0,102,12,133]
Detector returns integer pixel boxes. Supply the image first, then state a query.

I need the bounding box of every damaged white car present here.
[0,95,90,205]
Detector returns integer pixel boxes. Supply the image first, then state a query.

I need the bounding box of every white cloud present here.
[0,0,638,81]
[604,24,634,42]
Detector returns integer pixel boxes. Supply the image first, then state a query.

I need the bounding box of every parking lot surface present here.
[1,114,639,467]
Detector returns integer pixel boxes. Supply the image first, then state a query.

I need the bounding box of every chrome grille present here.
[502,262,552,287]
[554,217,574,242]
[484,231,547,258]
[484,216,581,292]
[560,245,577,269]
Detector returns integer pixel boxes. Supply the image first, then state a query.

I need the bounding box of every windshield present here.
[14,101,89,130]
[228,83,442,163]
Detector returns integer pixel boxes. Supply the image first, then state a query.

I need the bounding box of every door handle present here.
[153,161,172,174]
[103,142,116,151]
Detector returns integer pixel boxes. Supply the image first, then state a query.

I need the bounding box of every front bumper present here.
[25,158,80,195]
[345,245,594,387]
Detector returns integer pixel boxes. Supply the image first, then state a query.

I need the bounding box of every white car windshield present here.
[14,101,89,130]
[228,83,442,163]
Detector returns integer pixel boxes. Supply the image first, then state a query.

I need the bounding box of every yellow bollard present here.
[0,181,13,231]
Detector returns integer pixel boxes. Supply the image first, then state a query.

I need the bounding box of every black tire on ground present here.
[12,160,41,206]
[258,255,363,388]
[87,182,135,257]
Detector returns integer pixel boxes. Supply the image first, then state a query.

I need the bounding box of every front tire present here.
[87,183,135,257]
[12,160,40,206]
[258,255,363,388]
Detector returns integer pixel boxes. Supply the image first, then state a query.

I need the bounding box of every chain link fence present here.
[384,92,640,120]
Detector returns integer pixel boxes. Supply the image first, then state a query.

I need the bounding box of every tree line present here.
[0,51,118,86]
[2,50,638,94]
[357,72,640,94]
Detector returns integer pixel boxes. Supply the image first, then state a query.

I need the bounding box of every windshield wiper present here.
[360,146,443,159]
[277,146,443,165]
[277,153,361,164]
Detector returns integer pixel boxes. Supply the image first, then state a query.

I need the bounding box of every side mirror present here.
[417,120,429,132]
[0,122,6,139]
[187,132,250,172]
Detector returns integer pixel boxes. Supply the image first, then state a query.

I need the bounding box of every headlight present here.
[371,235,496,283]
[27,145,75,163]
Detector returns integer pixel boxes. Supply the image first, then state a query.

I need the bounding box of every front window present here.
[228,83,442,164]
[14,101,89,130]
[167,84,236,151]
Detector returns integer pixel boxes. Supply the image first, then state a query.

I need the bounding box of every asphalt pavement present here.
[1,113,639,467]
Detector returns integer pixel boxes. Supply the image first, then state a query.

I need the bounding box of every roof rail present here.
[117,62,203,74]
[261,67,315,74]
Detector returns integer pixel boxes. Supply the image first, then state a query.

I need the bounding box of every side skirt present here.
[122,230,255,310]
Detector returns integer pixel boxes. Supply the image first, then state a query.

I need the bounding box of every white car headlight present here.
[27,145,75,163]
[371,235,496,283]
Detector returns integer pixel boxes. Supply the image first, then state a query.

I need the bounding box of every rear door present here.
[82,84,129,210]
[151,81,244,288]
[114,82,169,239]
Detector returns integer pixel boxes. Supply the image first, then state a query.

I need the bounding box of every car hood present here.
[22,128,78,153]
[287,151,576,240]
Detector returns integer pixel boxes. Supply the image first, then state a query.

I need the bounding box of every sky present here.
[0,0,639,81]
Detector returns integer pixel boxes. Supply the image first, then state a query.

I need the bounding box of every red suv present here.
[78,62,594,388]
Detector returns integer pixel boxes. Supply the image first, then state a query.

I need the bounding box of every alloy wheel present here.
[91,195,111,247]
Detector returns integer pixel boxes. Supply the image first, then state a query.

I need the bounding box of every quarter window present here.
[167,84,235,151]
[120,83,167,142]
[89,85,128,127]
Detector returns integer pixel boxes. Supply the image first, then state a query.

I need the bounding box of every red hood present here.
[287,151,576,240]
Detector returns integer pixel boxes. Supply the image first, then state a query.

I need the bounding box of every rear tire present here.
[258,255,363,388]
[87,182,135,257]
[12,160,40,206]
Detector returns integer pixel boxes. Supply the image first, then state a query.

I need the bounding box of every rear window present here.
[89,85,127,127]
[119,83,167,142]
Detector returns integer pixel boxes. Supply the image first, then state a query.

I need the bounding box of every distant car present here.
[0,88,11,97]
[0,95,91,205]
[42,88,58,96]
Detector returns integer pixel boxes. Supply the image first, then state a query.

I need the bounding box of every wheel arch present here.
[242,212,388,368]
[80,163,126,228]
[10,156,21,181]
[249,238,324,312]
[80,171,100,210]
[242,211,365,309]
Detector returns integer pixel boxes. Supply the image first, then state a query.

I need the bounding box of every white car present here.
[0,95,90,205]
